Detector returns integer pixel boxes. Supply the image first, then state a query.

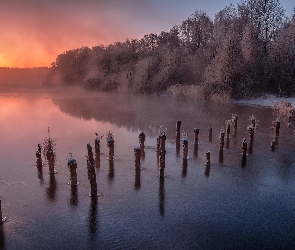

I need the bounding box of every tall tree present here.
[179,10,213,51]
[204,29,243,98]
[240,0,285,53]
[214,4,239,47]
[269,18,295,94]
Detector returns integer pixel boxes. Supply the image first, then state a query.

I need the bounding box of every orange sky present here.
[0,0,293,68]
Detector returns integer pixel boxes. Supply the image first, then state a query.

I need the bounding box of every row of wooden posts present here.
[38,114,283,196]
[0,114,283,223]
[42,116,281,191]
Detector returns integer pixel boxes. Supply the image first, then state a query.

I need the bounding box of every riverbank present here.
[234,94,295,108]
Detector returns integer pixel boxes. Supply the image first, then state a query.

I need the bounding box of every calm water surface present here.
[0,87,295,250]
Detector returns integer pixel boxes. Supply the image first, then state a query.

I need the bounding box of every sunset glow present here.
[1,0,293,68]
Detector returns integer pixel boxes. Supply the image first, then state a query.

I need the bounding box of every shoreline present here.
[1,84,294,110]
[234,94,295,108]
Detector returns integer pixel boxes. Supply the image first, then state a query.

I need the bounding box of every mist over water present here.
[0,87,295,249]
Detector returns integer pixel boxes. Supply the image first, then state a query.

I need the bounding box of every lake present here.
[0,87,295,250]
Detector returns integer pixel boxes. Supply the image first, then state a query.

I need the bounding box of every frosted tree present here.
[241,23,259,62]
[214,4,239,47]
[240,0,285,53]
[203,29,243,99]
[269,18,295,94]
[179,10,213,51]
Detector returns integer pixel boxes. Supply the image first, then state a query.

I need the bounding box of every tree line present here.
[46,0,295,101]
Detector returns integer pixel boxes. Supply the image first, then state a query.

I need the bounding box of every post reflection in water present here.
[205,164,210,177]
[0,224,5,250]
[225,136,230,149]
[241,153,247,167]
[46,174,57,201]
[108,159,114,181]
[194,143,198,158]
[176,140,180,157]
[159,177,165,217]
[88,197,98,240]
[36,165,44,185]
[275,134,279,147]
[134,169,141,190]
[219,149,224,164]
[70,185,78,207]
[248,142,253,153]
[182,158,188,178]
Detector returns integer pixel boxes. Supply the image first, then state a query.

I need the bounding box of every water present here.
[0,87,295,250]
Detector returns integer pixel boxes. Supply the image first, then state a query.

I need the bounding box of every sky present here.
[0,0,294,68]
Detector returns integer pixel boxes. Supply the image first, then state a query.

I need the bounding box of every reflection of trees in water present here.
[52,92,280,187]
[52,93,276,141]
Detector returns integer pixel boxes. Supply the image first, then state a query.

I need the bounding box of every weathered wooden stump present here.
[138,132,146,158]
[36,144,42,168]
[95,137,101,168]
[183,137,189,160]
[209,127,213,142]
[68,158,78,186]
[87,158,98,197]
[220,131,225,150]
[158,134,166,178]
[241,138,247,167]
[134,146,141,170]
[176,121,181,151]
[205,151,211,166]
[194,128,199,145]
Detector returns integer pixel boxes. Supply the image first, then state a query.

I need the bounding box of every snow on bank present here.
[234,95,295,108]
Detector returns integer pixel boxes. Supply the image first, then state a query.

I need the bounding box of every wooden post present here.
[106,131,115,161]
[226,122,230,138]
[134,146,141,170]
[87,159,98,197]
[68,158,78,186]
[248,125,254,143]
[209,127,213,142]
[274,119,280,136]
[194,128,199,145]
[36,144,42,168]
[220,131,225,150]
[138,132,146,158]
[248,125,254,153]
[251,115,256,130]
[183,137,189,160]
[232,114,238,136]
[158,134,166,178]
[0,200,2,223]
[205,151,211,166]
[47,147,56,174]
[241,138,247,167]
[87,143,95,166]
[271,140,276,151]
[95,137,100,168]
[176,121,181,152]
